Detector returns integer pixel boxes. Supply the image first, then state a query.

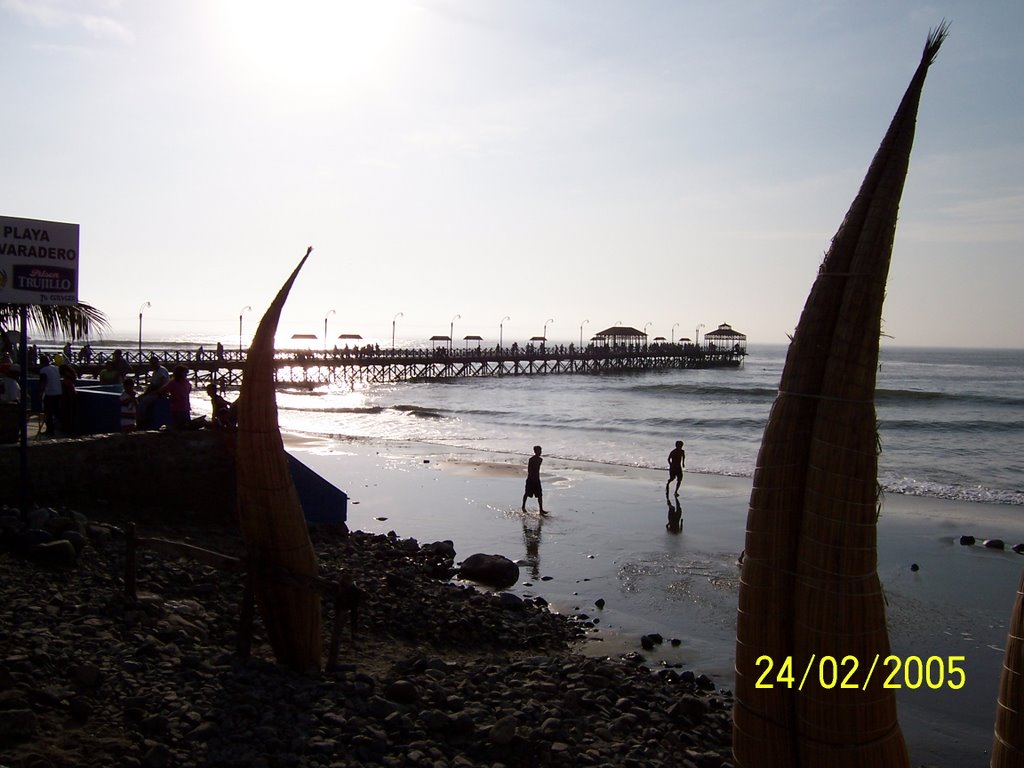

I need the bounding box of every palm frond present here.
[0,302,109,340]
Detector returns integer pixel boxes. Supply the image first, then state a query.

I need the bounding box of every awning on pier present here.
[593,326,647,345]
[703,323,746,350]
[463,335,483,347]
[429,335,450,349]
[291,333,317,340]
[337,333,362,340]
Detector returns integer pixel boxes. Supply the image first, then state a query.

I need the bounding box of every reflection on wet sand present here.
[666,490,683,534]
[522,514,544,578]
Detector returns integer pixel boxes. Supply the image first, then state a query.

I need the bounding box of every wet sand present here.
[287,435,1024,767]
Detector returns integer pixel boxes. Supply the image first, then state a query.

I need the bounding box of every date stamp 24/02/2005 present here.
[754,654,966,692]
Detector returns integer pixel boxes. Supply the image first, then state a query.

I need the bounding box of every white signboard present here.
[0,215,80,305]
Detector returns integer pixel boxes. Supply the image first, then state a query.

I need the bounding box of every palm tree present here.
[0,302,109,353]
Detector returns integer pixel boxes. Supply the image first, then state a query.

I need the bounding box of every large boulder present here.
[459,553,519,590]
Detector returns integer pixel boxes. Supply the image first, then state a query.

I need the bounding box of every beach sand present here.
[287,434,1024,767]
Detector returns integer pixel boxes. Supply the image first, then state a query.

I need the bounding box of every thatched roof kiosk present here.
[703,323,747,352]
[732,25,947,768]
[593,326,647,345]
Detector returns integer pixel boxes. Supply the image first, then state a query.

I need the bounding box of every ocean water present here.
[53,337,1022,505]
[264,343,1023,507]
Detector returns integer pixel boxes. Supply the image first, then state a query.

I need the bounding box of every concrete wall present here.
[1,430,237,522]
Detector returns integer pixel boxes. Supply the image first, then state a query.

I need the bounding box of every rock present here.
[497,592,524,610]
[70,663,103,688]
[385,680,419,705]
[641,633,663,650]
[1013,543,1024,554]
[459,553,520,589]
[910,563,920,572]
[28,539,77,566]
[984,539,1005,550]
[0,708,38,741]
[959,535,975,545]
[422,540,456,561]
[489,715,518,745]
[594,598,605,610]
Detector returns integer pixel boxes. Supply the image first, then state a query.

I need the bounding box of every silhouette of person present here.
[666,493,682,534]
[38,354,62,435]
[163,365,193,430]
[522,445,545,514]
[666,439,685,496]
[137,355,170,429]
[120,377,138,432]
[206,382,237,428]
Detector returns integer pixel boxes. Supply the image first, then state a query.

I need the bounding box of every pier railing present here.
[27,342,746,388]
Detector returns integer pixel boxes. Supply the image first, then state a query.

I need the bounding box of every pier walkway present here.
[40,342,746,389]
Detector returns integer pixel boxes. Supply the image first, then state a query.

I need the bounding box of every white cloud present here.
[2,0,134,44]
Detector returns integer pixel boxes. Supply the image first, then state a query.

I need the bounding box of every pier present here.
[44,341,745,389]
[33,324,749,389]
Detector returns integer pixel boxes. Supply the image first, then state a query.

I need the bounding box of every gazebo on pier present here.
[703,323,747,353]
[592,326,648,347]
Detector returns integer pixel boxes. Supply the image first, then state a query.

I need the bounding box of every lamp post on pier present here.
[543,318,553,348]
[138,301,151,357]
[644,322,652,348]
[500,316,510,349]
[324,309,335,351]
[450,314,460,354]
[239,305,251,352]
[580,319,589,348]
[392,312,403,350]
[696,323,705,347]
[671,322,679,344]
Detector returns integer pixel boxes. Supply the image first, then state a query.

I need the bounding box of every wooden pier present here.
[55,342,746,389]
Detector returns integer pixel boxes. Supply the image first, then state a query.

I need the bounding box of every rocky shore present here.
[1,506,734,767]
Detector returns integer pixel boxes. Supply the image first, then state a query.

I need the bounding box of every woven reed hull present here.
[735,385,823,766]
[732,26,946,768]
[236,249,322,670]
[992,570,1024,767]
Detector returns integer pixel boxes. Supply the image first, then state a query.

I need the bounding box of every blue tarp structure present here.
[287,453,348,526]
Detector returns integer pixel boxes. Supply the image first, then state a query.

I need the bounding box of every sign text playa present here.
[0,215,80,305]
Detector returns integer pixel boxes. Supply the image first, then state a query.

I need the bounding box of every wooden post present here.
[124,522,137,599]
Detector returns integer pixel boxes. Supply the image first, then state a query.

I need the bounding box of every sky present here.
[2,0,1022,348]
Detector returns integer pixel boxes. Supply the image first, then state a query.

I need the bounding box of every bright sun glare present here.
[215,0,411,97]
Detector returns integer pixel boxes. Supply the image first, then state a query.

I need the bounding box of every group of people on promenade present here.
[519,439,685,518]
[0,348,206,439]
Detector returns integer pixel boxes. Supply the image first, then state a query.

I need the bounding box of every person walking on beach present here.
[666,440,685,496]
[522,445,546,514]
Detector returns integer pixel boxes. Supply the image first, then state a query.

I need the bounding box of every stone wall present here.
[0,430,237,522]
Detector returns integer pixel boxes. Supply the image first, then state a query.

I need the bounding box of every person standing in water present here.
[666,439,685,496]
[522,445,546,514]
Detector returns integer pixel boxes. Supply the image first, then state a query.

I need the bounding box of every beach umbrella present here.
[733,26,947,768]
[993,570,1024,767]
[236,246,322,670]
